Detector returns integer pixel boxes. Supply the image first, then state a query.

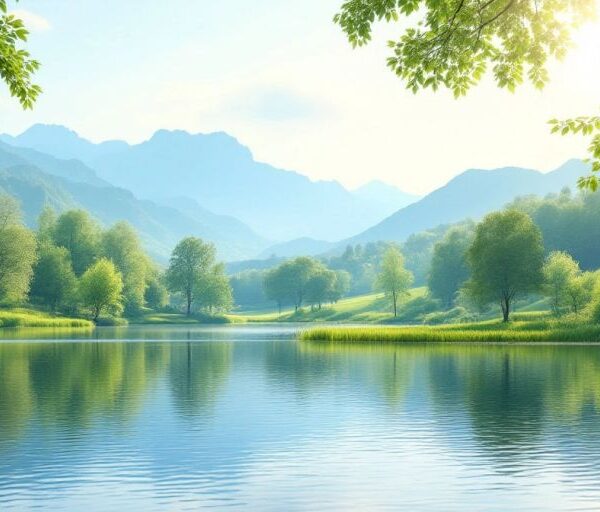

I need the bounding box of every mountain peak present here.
[20,123,79,138]
[354,179,420,210]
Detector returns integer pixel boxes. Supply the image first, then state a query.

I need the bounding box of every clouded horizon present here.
[2,0,599,195]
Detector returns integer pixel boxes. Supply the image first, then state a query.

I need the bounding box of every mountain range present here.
[0,123,588,265]
[1,125,416,242]
[0,141,266,261]
[343,159,586,245]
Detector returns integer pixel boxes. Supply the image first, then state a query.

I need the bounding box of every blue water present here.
[1,325,600,511]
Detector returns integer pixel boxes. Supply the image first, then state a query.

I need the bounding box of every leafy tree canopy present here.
[166,237,217,315]
[0,0,41,108]
[102,221,152,315]
[30,243,77,312]
[53,210,100,276]
[375,246,414,316]
[79,258,124,321]
[466,209,544,321]
[542,250,580,315]
[336,0,599,189]
[335,0,594,96]
[0,193,36,303]
[428,227,473,308]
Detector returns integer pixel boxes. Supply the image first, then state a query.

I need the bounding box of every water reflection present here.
[1,328,600,510]
[168,342,232,416]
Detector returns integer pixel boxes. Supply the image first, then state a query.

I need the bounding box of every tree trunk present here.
[392,290,397,317]
[501,297,510,322]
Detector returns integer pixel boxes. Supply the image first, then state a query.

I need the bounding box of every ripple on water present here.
[1,329,600,510]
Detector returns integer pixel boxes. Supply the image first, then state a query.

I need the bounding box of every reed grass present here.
[0,309,93,329]
[299,320,600,343]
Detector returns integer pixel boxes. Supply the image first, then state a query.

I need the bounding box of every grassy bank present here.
[299,318,600,343]
[233,289,430,323]
[131,312,238,325]
[0,309,94,329]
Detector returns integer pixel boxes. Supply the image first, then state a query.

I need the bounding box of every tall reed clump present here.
[299,322,600,343]
[0,310,93,328]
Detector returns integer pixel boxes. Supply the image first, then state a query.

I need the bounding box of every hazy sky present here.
[1,0,600,194]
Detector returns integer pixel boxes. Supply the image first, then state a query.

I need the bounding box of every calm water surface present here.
[1,325,600,511]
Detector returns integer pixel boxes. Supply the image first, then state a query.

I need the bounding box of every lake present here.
[1,325,600,511]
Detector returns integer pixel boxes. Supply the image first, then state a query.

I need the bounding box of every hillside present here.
[344,160,587,245]
[0,143,268,261]
[233,288,429,323]
[258,237,335,258]
[1,124,412,241]
[353,180,420,211]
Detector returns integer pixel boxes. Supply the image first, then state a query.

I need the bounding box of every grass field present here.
[299,317,600,343]
[131,312,237,325]
[232,288,428,323]
[0,309,94,329]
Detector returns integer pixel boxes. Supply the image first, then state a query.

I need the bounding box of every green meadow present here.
[299,317,600,343]
[0,309,93,329]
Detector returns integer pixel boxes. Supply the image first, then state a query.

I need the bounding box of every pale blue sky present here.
[2,0,600,194]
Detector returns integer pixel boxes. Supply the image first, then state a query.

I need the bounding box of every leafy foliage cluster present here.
[263,257,351,313]
[165,236,233,316]
[0,192,233,322]
[335,0,593,97]
[424,191,600,322]
[0,0,41,108]
[549,116,600,191]
[374,246,414,316]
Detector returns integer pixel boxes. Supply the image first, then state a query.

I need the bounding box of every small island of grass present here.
[300,317,600,343]
[0,309,93,329]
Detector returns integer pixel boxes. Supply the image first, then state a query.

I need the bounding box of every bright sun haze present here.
[1,0,599,194]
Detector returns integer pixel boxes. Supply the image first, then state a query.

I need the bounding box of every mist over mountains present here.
[342,159,586,247]
[1,124,415,242]
[0,123,586,264]
[0,140,267,261]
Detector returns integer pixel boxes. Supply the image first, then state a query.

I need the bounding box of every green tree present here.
[102,222,150,315]
[231,270,267,307]
[281,257,323,311]
[145,274,169,310]
[428,228,473,308]
[330,270,351,303]
[263,257,325,312]
[79,258,124,321]
[165,237,216,315]
[305,269,337,310]
[566,271,596,315]
[466,210,544,322]
[542,251,581,315]
[196,263,233,314]
[375,246,414,317]
[36,206,57,244]
[263,266,290,314]
[0,194,36,303]
[30,244,77,312]
[0,1,41,108]
[53,210,100,276]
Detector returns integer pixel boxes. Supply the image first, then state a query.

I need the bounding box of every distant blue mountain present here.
[1,125,413,241]
[0,141,267,261]
[0,124,129,162]
[344,159,587,246]
[353,180,420,211]
[258,237,335,259]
